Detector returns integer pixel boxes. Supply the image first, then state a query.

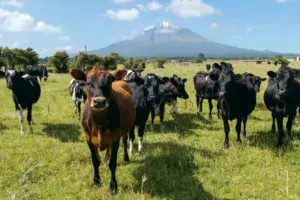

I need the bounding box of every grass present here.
[1,61,300,200]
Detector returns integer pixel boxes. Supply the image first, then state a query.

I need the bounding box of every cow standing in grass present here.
[242,72,266,93]
[69,79,87,120]
[70,65,135,195]
[5,70,41,134]
[210,63,256,148]
[206,64,211,71]
[26,65,49,82]
[264,66,300,149]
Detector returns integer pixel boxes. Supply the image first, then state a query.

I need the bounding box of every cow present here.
[26,65,48,82]
[151,75,189,129]
[256,61,262,64]
[264,66,300,149]
[194,63,222,119]
[209,63,256,148]
[69,78,87,120]
[5,70,41,134]
[0,70,5,78]
[69,65,135,195]
[206,64,211,71]
[267,61,271,65]
[242,72,266,92]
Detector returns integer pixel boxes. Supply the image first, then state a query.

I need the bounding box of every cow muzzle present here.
[219,92,225,98]
[91,97,108,111]
[278,89,286,97]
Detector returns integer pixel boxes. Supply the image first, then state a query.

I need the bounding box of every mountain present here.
[88,21,294,58]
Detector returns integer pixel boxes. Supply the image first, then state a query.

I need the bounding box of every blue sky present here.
[0,0,299,57]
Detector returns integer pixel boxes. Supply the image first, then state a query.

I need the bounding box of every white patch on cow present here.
[138,137,143,153]
[70,78,75,85]
[124,70,134,81]
[17,110,24,134]
[205,76,209,81]
[171,100,177,114]
[129,140,133,157]
[22,74,30,78]
[7,70,15,75]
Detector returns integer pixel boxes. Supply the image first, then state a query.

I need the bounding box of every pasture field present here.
[1,61,300,200]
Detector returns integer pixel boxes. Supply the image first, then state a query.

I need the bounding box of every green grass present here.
[1,61,300,200]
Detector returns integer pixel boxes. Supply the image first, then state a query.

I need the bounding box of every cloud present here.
[55,46,74,52]
[0,9,34,32]
[12,40,19,47]
[137,4,147,12]
[106,8,139,21]
[144,25,156,31]
[34,21,61,34]
[276,0,288,3]
[169,0,216,18]
[58,35,71,41]
[247,27,253,32]
[114,0,136,3]
[210,23,219,29]
[38,48,48,54]
[147,1,163,11]
[1,0,23,8]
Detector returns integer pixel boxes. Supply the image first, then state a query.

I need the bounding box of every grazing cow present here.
[69,79,87,119]
[256,61,262,64]
[264,66,300,149]
[194,63,222,119]
[210,64,256,148]
[206,64,211,71]
[267,61,271,65]
[26,65,48,82]
[0,70,5,78]
[69,66,135,195]
[5,70,41,134]
[242,72,266,92]
[151,75,189,128]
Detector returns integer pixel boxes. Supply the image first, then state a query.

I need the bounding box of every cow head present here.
[242,73,266,92]
[267,66,293,97]
[144,73,165,102]
[209,67,235,98]
[41,66,48,82]
[70,65,114,112]
[169,75,189,99]
[5,70,21,90]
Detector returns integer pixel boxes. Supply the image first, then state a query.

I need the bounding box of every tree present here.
[273,56,289,66]
[24,47,39,66]
[49,51,69,73]
[103,55,117,70]
[194,53,205,63]
[124,57,146,71]
[71,52,103,71]
[155,58,166,68]
[0,47,5,67]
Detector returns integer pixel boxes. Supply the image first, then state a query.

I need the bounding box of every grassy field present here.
[1,61,300,200]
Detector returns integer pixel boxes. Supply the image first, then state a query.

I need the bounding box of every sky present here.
[0,0,299,57]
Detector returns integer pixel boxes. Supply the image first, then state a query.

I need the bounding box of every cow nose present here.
[92,97,107,109]
[278,89,286,96]
[219,92,225,98]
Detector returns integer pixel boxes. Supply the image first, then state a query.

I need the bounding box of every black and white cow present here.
[26,65,48,82]
[5,70,41,134]
[69,78,87,120]
[210,63,256,148]
[151,75,189,129]
[264,66,300,149]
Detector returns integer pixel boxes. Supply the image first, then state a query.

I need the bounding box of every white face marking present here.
[124,70,134,81]
[205,76,209,81]
[7,70,15,75]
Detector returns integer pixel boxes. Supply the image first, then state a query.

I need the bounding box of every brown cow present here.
[70,65,135,195]
[113,69,128,80]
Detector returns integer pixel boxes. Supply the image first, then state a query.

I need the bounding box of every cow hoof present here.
[20,131,25,135]
[243,132,247,138]
[209,116,212,120]
[237,139,242,144]
[109,181,118,195]
[224,143,229,149]
[94,177,101,188]
[138,150,143,155]
[123,154,130,163]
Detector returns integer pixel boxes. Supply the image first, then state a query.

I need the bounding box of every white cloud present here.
[137,4,147,12]
[114,0,136,3]
[169,0,216,18]
[210,23,219,29]
[247,27,253,32]
[144,25,156,31]
[147,1,163,11]
[58,35,71,41]
[0,9,34,32]
[1,0,23,8]
[55,46,74,52]
[276,0,288,3]
[34,21,61,34]
[0,34,2,38]
[106,8,139,21]
[12,40,19,47]
[38,48,48,54]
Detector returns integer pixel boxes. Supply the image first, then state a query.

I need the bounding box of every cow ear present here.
[70,68,86,82]
[209,73,219,81]
[260,78,267,81]
[182,78,187,83]
[173,74,178,79]
[267,71,276,79]
[170,78,178,86]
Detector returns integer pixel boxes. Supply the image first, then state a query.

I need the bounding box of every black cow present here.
[69,78,87,120]
[210,64,256,148]
[124,72,163,155]
[0,70,5,78]
[5,70,41,134]
[264,66,300,149]
[242,72,266,92]
[206,64,211,71]
[194,63,222,119]
[151,75,189,129]
[26,65,48,82]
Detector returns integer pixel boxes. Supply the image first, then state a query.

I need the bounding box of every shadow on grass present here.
[0,122,8,130]
[248,115,270,122]
[42,123,81,143]
[133,142,226,200]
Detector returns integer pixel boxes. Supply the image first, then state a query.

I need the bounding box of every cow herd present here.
[2,62,300,195]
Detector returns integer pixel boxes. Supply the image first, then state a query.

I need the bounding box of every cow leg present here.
[276,115,284,149]
[222,114,230,148]
[87,142,101,186]
[27,104,33,134]
[196,95,200,113]
[286,112,295,146]
[109,139,120,195]
[122,135,130,163]
[138,125,145,154]
[104,148,110,166]
[17,109,25,135]
[199,97,203,112]
[236,118,242,143]
[74,101,78,114]
[129,127,135,157]
[77,102,81,120]
[242,116,248,138]
[271,113,276,133]
[159,113,164,130]
[208,98,213,120]
[150,108,155,130]
[171,101,177,118]
[217,100,221,119]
